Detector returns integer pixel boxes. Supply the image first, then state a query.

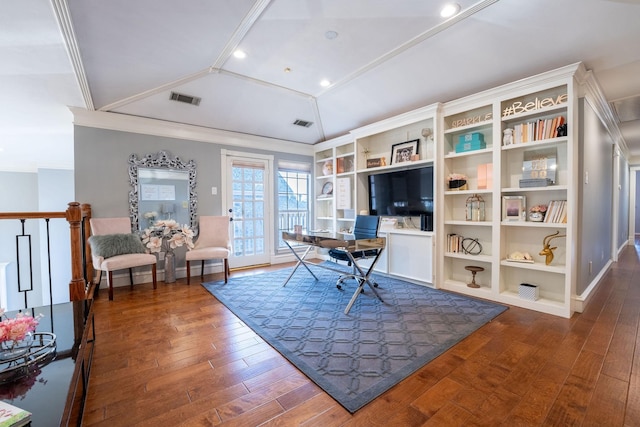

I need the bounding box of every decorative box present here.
[455,133,486,153]
[518,283,539,301]
[519,178,553,188]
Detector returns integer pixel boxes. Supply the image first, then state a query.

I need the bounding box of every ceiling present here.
[2,0,640,172]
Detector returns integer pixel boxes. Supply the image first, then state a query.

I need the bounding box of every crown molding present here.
[69,108,314,156]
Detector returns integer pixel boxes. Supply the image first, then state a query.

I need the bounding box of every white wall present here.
[0,169,73,310]
[577,99,614,296]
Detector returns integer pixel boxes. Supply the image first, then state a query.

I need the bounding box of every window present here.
[277,161,310,250]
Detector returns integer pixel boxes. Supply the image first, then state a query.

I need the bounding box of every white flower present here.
[142,221,194,253]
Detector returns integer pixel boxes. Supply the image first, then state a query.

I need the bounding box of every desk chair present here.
[328,215,381,290]
[89,217,157,301]
[186,216,232,284]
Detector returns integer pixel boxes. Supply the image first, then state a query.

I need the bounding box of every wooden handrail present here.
[0,212,67,220]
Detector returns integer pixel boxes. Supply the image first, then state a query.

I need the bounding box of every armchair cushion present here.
[89,233,147,259]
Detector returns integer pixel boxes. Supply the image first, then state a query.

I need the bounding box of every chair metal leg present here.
[186,260,191,285]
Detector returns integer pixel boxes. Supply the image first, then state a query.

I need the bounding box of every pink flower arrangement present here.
[0,309,42,344]
[529,204,548,213]
[447,173,467,182]
[141,219,195,253]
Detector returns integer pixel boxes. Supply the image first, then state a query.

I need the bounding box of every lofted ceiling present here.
[2,0,640,172]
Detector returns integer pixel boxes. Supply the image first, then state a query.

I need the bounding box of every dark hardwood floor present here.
[83,241,640,426]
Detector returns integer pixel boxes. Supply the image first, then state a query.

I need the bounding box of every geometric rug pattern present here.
[202,262,508,412]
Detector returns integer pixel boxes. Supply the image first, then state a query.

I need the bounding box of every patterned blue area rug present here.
[202,262,507,413]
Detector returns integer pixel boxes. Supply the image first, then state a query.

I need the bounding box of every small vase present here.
[0,332,33,360]
[529,212,544,222]
[449,179,467,191]
[164,251,176,283]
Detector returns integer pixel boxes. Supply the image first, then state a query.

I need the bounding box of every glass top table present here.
[281,231,386,314]
[0,301,90,426]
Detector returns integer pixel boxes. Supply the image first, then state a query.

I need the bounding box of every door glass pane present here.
[230,162,268,261]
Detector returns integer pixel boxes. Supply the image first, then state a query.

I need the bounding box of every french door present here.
[222,150,273,269]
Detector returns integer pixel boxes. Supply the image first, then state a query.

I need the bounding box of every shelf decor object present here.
[465,265,484,288]
[448,173,468,190]
[519,283,539,301]
[502,195,526,221]
[540,231,566,265]
[529,204,548,222]
[390,139,419,164]
[465,194,485,222]
[321,181,333,195]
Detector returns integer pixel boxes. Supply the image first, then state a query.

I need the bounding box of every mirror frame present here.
[128,150,198,233]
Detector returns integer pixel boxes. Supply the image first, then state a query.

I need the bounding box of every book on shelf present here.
[447,233,463,253]
[0,400,31,427]
[510,115,566,144]
[544,200,567,223]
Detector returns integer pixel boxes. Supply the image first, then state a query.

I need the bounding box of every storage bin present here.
[519,283,539,301]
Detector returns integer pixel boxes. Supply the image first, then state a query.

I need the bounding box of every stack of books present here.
[512,115,565,144]
[545,200,567,223]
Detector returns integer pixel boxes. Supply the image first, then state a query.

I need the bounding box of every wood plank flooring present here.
[83,241,640,426]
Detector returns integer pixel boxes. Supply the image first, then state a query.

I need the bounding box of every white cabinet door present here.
[387,233,432,284]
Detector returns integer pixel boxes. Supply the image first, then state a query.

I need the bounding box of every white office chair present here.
[89,217,157,300]
[186,216,232,284]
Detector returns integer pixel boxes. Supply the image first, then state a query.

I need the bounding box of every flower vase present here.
[164,251,176,283]
[449,179,467,191]
[529,212,545,222]
[0,332,33,360]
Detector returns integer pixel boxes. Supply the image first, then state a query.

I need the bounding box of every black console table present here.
[0,300,94,426]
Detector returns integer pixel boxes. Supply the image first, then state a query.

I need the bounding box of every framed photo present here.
[502,195,526,221]
[390,139,419,165]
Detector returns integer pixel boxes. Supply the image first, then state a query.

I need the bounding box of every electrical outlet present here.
[589,260,592,274]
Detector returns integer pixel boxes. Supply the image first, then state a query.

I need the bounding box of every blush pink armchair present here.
[186,216,232,284]
[89,217,157,300]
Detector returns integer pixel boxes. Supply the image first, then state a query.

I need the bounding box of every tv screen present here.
[368,166,434,217]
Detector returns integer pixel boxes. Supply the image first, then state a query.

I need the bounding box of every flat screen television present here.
[368,166,434,217]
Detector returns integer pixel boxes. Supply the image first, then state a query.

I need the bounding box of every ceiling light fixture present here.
[233,49,247,59]
[320,79,331,87]
[325,30,338,40]
[440,3,461,18]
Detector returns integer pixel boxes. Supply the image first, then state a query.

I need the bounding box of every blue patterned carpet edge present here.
[202,262,507,413]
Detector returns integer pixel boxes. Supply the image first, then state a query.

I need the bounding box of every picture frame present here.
[390,139,419,165]
[502,195,526,221]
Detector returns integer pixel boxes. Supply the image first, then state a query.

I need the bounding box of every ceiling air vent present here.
[170,92,201,106]
[293,119,313,128]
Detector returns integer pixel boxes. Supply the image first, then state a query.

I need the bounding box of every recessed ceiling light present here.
[233,49,247,59]
[284,67,292,73]
[440,3,460,18]
[320,79,331,87]
[325,30,338,40]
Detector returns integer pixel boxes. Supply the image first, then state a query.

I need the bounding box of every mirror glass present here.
[128,151,197,232]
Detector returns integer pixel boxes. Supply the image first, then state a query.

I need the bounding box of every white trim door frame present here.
[221,149,274,269]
